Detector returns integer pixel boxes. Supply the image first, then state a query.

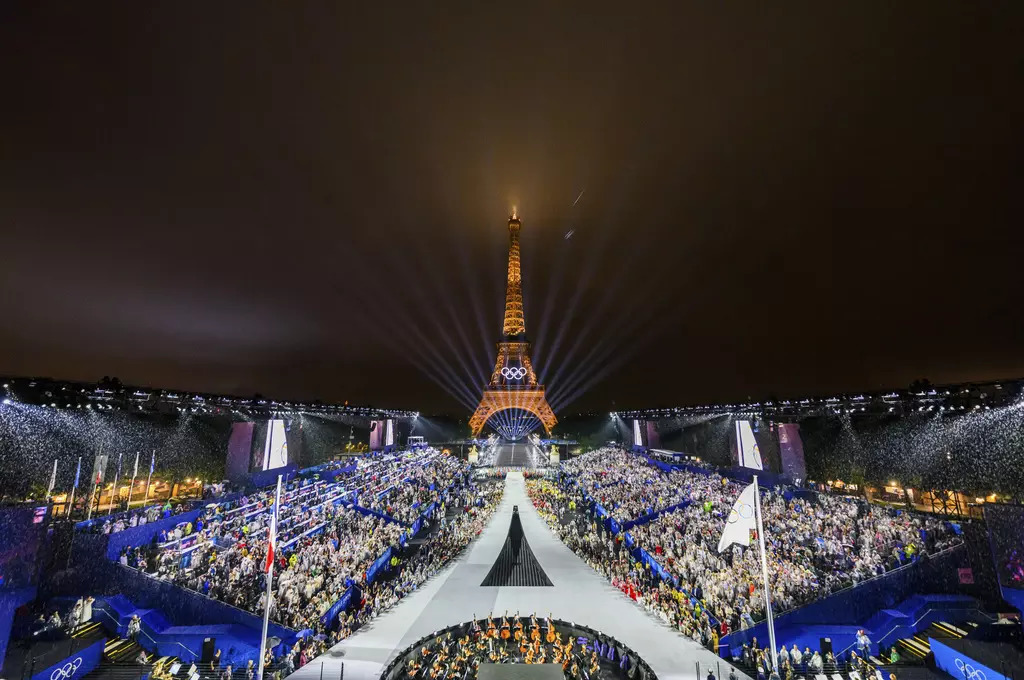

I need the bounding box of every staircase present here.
[895,620,969,660]
[104,637,145,663]
[73,621,105,640]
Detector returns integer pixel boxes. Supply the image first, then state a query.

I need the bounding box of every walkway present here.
[294,472,748,680]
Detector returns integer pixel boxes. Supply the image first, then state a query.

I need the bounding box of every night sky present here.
[1,3,1021,415]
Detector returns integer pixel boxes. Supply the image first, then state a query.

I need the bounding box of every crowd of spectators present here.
[83,501,190,535]
[346,481,504,630]
[528,478,723,653]
[358,455,467,524]
[625,471,961,631]
[120,450,470,633]
[560,448,691,524]
[550,447,964,660]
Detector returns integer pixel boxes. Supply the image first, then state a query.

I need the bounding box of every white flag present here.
[718,481,758,553]
[735,420,763,470]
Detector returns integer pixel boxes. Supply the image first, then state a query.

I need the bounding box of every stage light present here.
[1,398,10,406]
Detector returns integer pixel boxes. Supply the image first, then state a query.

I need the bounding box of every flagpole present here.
[127,452,140,512]
[46,459,58,503]
[108,452,123,515]
[258,474,283,680]
[87,447,104,521]
[143,450,155,507]
[752,474,778,670]
[68,457,82,519]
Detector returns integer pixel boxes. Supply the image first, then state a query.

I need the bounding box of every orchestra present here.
[400,614,611,680]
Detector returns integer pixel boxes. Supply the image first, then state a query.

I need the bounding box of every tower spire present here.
[502,211,525,337]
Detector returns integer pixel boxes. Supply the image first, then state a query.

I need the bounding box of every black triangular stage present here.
[480,505,553,587]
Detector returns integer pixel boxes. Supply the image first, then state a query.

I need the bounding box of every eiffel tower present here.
[468,211,557,438]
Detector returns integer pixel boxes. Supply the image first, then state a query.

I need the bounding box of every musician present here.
[500,614,511,640]
[545,614,556,643]
[513,613,524,641]
[529,614,541,641]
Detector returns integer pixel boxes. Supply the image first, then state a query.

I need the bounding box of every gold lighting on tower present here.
[469,212,557,438]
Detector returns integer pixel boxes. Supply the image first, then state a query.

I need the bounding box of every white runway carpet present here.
[294,472,748,680]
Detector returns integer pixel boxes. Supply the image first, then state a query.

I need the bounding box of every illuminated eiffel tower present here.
[468,211,557,439]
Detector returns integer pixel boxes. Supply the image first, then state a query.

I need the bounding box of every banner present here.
[226,422,254,481]
[91,453,110,487]
[645,421,661,449]
[930,637,1009,680]
[734,420,763,470]
[632,420,643,447]
[369,421,383,451]
[777,423,806,483]
[30,637,106,680]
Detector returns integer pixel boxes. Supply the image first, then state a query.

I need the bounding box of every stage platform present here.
[294,472,746,680]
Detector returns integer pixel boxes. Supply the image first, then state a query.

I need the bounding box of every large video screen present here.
[777,423,807,483]
[251,419,290,471]
[734,420,763,470]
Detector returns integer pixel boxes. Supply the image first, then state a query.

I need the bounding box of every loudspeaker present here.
[819,637,833,656]
[201,637,216,663]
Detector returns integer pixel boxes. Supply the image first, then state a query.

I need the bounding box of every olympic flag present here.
[718,477,779,669]
[717,481,758,553]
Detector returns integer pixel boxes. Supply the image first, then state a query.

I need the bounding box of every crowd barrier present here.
[319,586,358,627]
[103,507,204,561]
[621,499,691,531]
[250,464,298,489]
[299,461,357,483]
[346,503,409,527]
[366,547,393,584]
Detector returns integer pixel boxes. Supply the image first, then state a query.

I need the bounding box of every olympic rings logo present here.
[727,503,754,524]
[51,657,84,680]
[501,367,527,380]
[955,659,986,680]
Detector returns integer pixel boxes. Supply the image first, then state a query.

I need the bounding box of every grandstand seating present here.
[26,448,487,680]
